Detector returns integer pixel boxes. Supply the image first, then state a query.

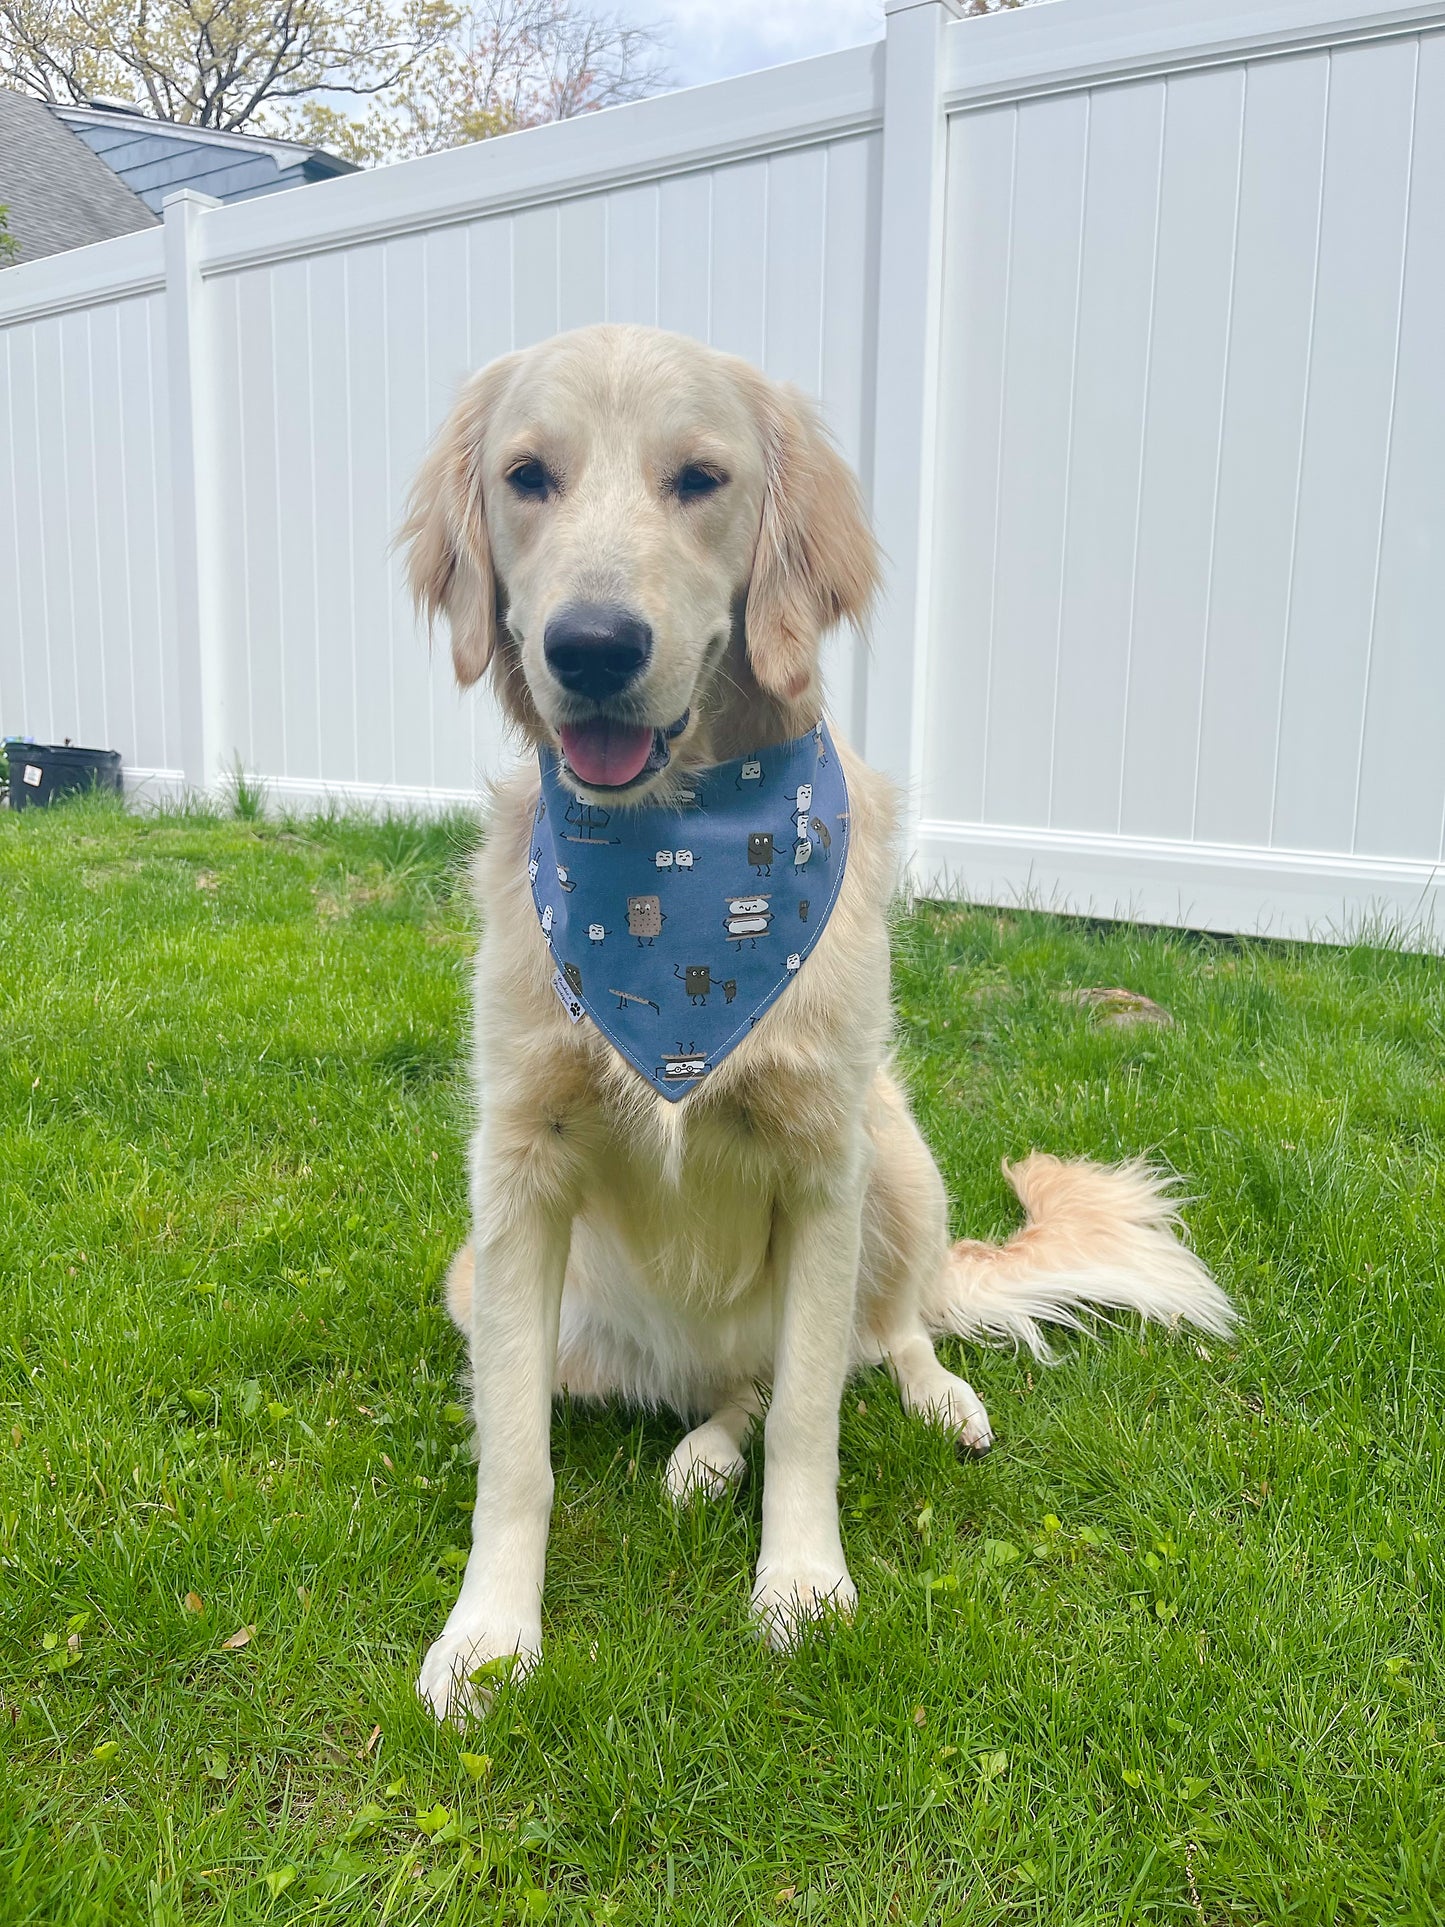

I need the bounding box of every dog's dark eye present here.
[507,460,553,500]
[673,464,726,503]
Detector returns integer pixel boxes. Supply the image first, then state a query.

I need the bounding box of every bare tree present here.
[0,0,455,132]
[536,3,664,120]
[285,0,669,163]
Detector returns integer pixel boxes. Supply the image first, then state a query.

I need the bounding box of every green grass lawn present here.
[3,796,1443,1926]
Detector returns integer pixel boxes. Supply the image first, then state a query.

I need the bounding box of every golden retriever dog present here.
[402,323,1233,1720]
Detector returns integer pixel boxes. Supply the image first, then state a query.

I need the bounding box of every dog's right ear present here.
[402,358,515,687]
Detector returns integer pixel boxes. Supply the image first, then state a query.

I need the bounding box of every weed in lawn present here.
[226,761,270,822]
[2,798,1443,1924]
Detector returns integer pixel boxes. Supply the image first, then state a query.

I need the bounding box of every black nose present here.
[543,603,653,701]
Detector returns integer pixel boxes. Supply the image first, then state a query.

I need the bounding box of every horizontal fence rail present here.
[1,0,1442,944]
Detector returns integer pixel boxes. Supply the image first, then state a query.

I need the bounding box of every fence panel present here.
[919,2,1445,937]
[0,230,179,790]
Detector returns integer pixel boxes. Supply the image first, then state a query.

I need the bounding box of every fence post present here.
[865,0,959,860]
[162,189,226,797]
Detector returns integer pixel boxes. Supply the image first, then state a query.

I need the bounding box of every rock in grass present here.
[1065,986,1174,1029]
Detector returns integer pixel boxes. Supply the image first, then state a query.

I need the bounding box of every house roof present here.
[54,102,359,214]
[0,88,157,264]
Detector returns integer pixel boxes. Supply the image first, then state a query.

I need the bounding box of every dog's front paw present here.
[751,1560,857,1650]
[416,1621,540,1723]
[663,1422,748,1504]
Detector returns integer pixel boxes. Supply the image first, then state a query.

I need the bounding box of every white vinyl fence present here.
[2,0,1443,944]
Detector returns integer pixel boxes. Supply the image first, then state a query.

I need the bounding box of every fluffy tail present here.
[920,1153,1234,1361]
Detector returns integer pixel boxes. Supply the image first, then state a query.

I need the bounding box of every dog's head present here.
[402,324,877,802]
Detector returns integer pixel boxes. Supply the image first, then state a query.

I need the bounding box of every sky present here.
[629,0,886,91]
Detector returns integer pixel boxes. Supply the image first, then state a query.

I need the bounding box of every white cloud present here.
[632,0,884,90]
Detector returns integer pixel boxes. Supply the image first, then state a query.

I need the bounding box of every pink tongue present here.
[560,719,654,788]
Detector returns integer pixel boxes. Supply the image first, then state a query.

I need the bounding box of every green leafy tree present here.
[0,0,455,133]
[0,202,18,261]
[0,0,667,164]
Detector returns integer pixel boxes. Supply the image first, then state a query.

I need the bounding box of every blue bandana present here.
[530,719,850,1099]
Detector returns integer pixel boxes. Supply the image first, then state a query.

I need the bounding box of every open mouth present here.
[558,711,689,792]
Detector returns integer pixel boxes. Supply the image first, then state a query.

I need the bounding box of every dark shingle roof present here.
[54,104,358,213]
[0,89,157,264]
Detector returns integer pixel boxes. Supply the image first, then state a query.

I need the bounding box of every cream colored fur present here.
[402,325,1233,1722]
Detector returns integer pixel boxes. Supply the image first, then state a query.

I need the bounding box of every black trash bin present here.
[5,741,124,810]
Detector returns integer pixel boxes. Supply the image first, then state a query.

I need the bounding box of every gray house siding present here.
[59,109,356,214]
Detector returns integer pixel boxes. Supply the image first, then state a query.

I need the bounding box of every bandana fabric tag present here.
[530,719,850,1100]
[550,966,585,1023]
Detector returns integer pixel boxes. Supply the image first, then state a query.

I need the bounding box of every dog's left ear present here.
[744,378,880,704]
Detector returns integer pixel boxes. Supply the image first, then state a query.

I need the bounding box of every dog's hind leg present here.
[663,1382,764,1504]
[858,1071,994,1456]
[881,1323,994,1457]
